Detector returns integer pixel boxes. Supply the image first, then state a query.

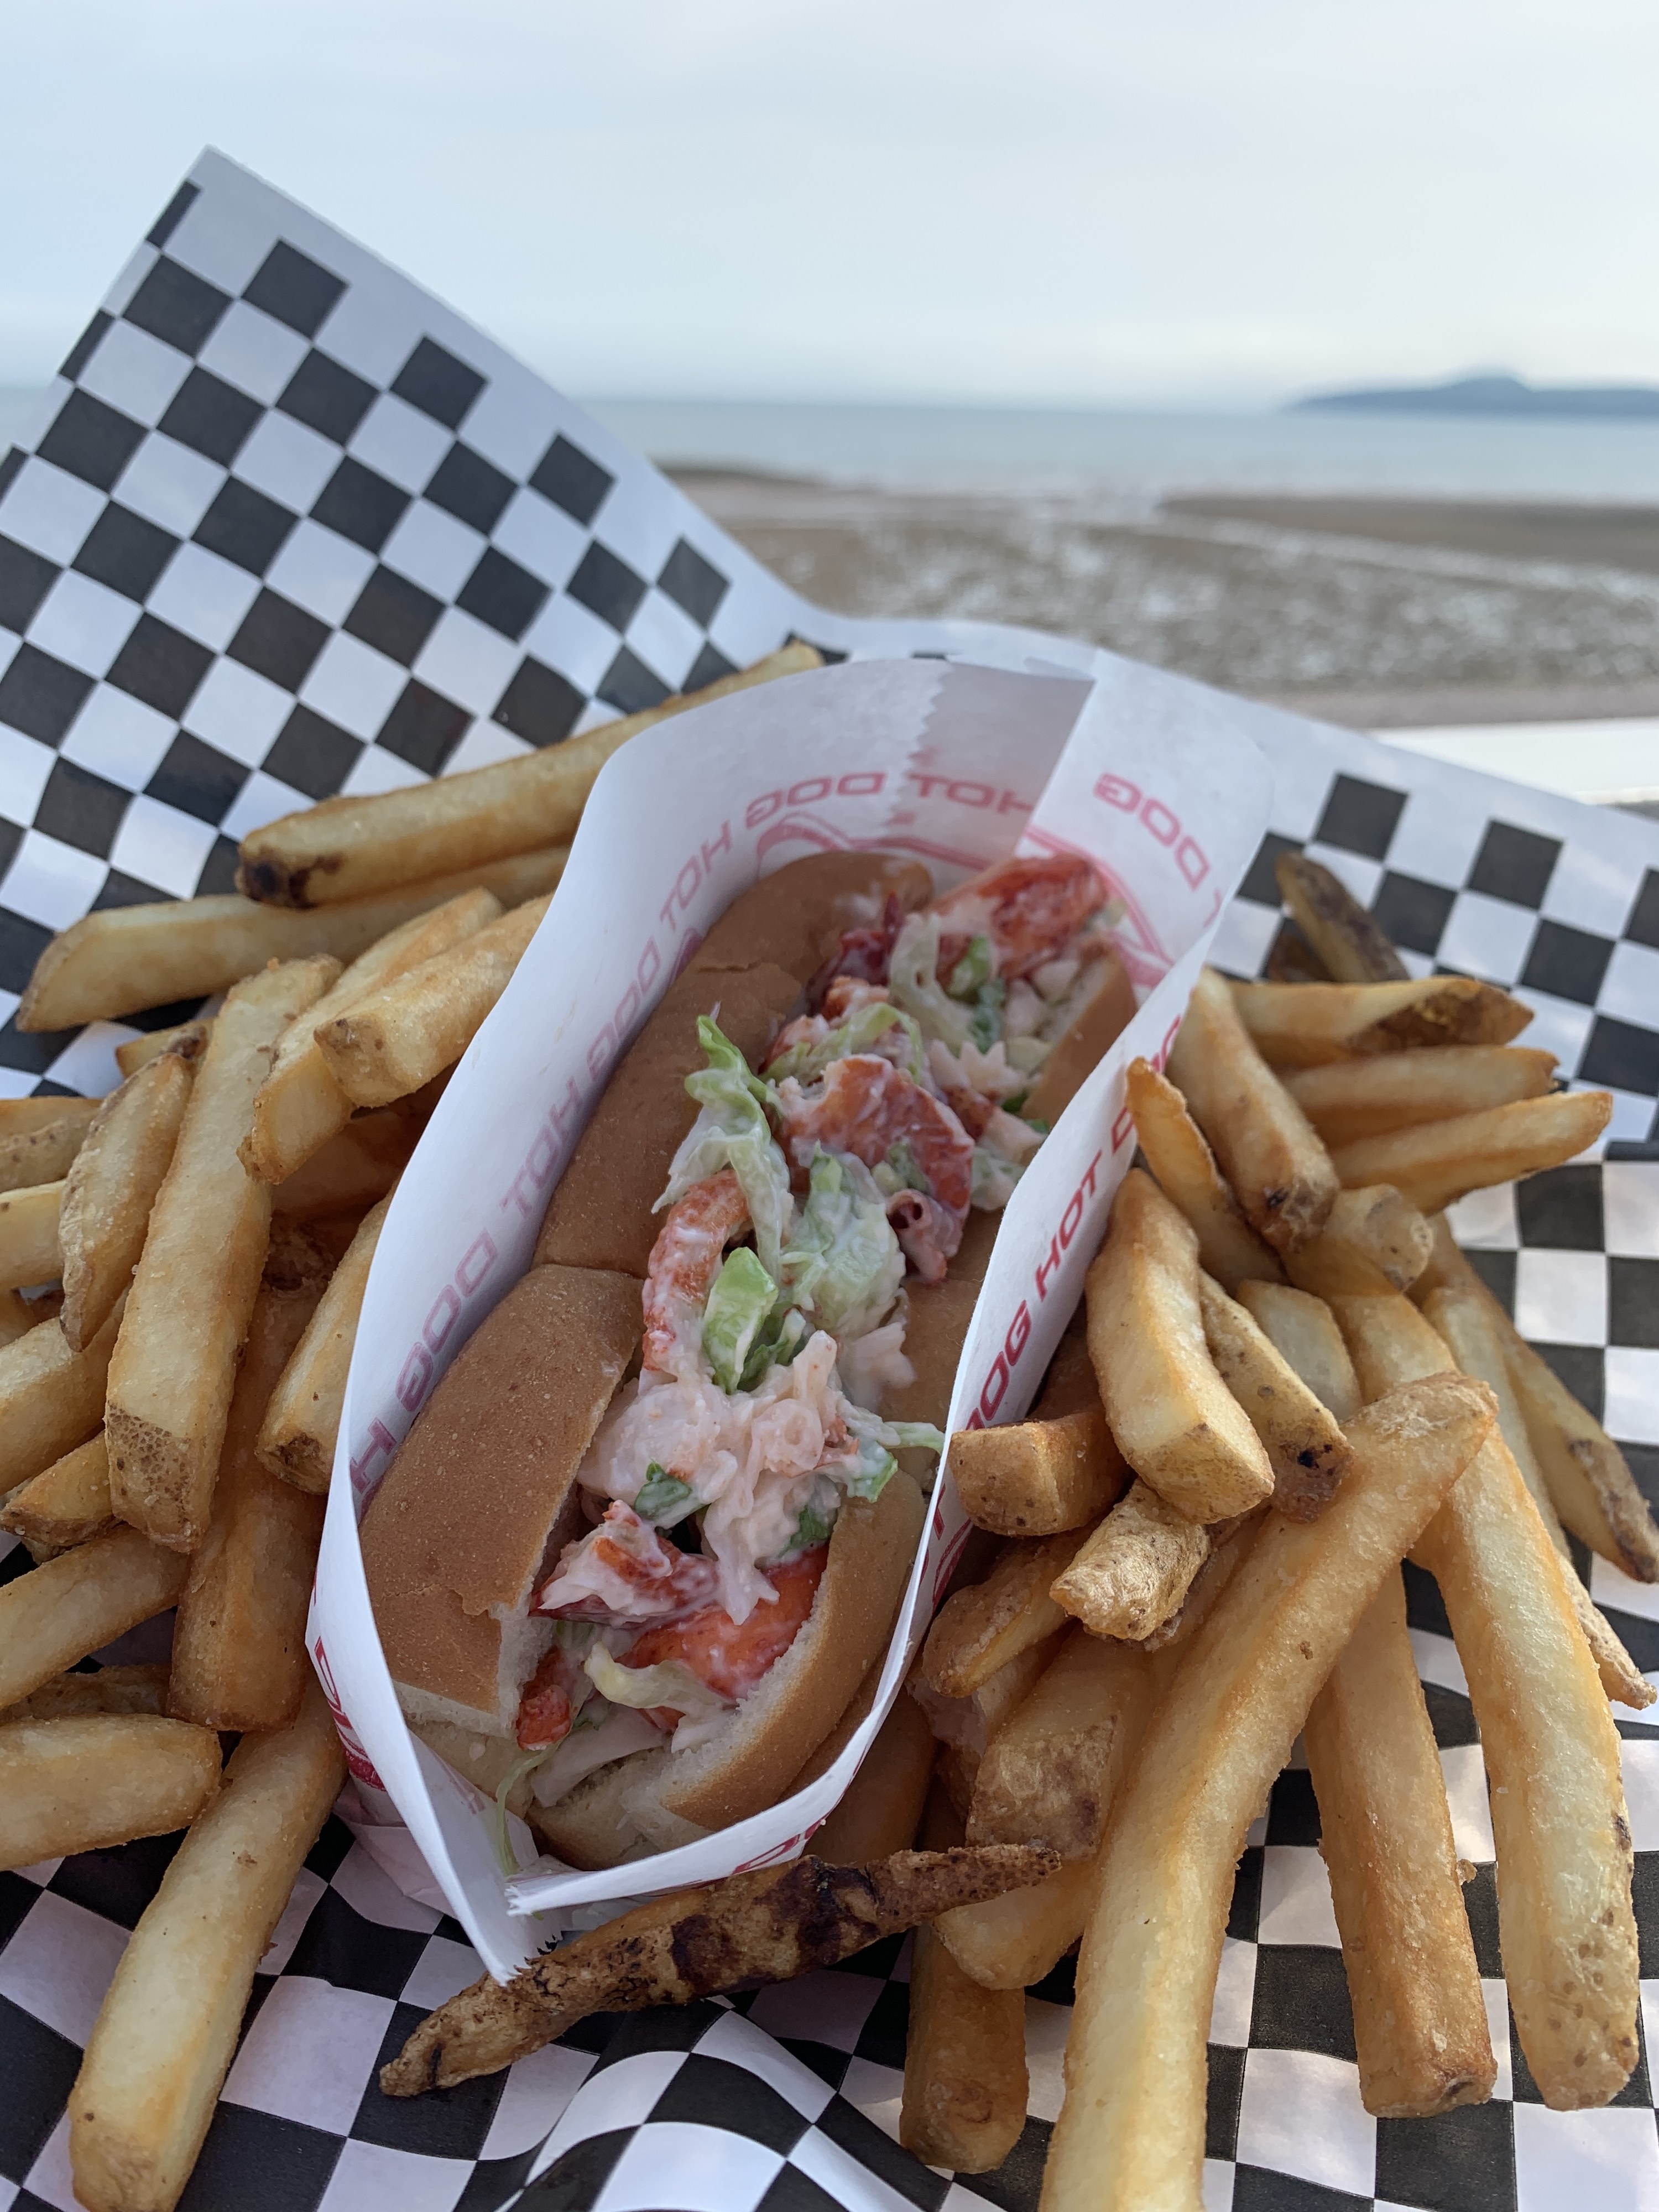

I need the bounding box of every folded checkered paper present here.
[4,150,1659,2212]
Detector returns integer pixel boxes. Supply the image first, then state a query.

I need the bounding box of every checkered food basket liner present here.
[4,152,1659,2212]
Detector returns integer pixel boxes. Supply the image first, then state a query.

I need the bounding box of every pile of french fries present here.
[883,852,1654,2200]
[0,646,816,2212]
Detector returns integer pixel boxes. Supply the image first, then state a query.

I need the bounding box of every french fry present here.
[1229,976,1533,1067]
[1283,1183,1433,1298]
[168,1234,332,1731]
[1198,1271,1351,1517]
[0,1287,35,1348]
[314,892,554,1108]
[1303,1572,1495,2117]
[0,1178,62,1292]
[18,848,568,1032]
[59,1055,194,1351]
[1235,1281,1361,1422]
[947,1404,1128,1537]
[1423,1284,1652,1709]
[1274,851,1408,984]
[1049,1479,1212,1640]
[1417,1216,1659,1583]
[1167,969,1339,1253]
[1285,1046,1559,1146]
[106,958,337,1552]
[238,643,822,910]
[1330,1091,1612,1213]
[114,1020,211,1078]
[1265,919,1329,983]
[1041,1373,1493,2210]
[1084,1168,1275,1521]
[0,1715,221,1874]
[967,1626,1146,1857]
[242,888,501,1183]
[70,1678,346,2212]
[269,1107,413,1220]
[383,1840,1056,2095]
[0,1526,187,1710]
[1125,1056,1284,1291]
[917,1532,1085,1699]
[1332,1294,1639,2107]
[257,1191,388,1491]
[0,1095,101,1194]
[0,1434,112,1555]
[807,1679,937,1863]
[0,1662,170,1725]
[902,1793,1029,2174]
[0,1302,122,1493]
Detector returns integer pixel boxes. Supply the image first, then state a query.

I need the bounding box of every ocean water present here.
[7,383,1659,505]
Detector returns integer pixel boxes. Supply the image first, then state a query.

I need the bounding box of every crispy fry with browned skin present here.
[968,1627,1149,1858]
[947,1405,1128,1537]
[1125,1056,1284,1291]
[1274,852,1408,983]
[1416,1215,1659,1583]
[1284,1184,1433,1298]
[1198,1271,1350,1517]
[918,1532,1086,1698]
[382,1844,1058,2095]
[1085,1168,1275,1520]
[59,1053,194,1351]
[1285,1046,1559,1147]
[1234,1281,1360,1422]
[0,1433,112,1557]
[1229,976,1533,1067]
[1167,970,1339,1253]
[114,1020,210,1079]
[1329,1091,1612,1213]
[257,1192,389,1491]
[1050,1480,1212,1640]
[0,1095,100,1196]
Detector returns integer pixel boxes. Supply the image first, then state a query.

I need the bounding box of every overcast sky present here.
[3,0,1657,407]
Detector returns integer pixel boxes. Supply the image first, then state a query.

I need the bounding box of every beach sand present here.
[677,474,1659,729]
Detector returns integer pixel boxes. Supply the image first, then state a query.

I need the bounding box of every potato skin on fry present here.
[1049,1479,1211,1640]
[1125,1056,1283,1293]
[1197,1272,1350,1519]
[1284,1184,1432,1298]
[1328,1091,1613,1215]
[947,1405,1129,1536]
[1229,976,1532,1067]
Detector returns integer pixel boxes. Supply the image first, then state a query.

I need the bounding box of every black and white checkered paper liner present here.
[4,151,1659,2212]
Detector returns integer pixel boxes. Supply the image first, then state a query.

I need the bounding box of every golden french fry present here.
[0,1302,121,1493]
[258,1191,388,1491]
[106,959,337,1552]
[947,1404,1129,1537]
[967,1626,1146,1858]
[1332,1293,1639,2107]
[917,1533,1085,1700]
[1167,969,1339,1253]
[1417,1217,1659,1583]
[1330,1091,1612,1214]
[0,1434,112,1555]
[1235,1280,1360,1422]
[1041,1373,1493,2211]
[0,1525,187,1710]
[1305,1571,1495,2117]
[1,1662,170,1725]
[1423,1284,1652,1709]
[1274,851,1408,984]
[1085,1168,1275,1521]
[1049,1479,1212,1640]
[0,1095,101,1195]
[243,888,500,1184]
[238,643,822,909]
[1265,920,1328,983]
[268,1108,412,1222]
[1285,1046,1559,1147]
[0,1715,221,1874]
[0,1287,35,1349]
[1230,976,1533,1068]
[0,1178,62,1292]
[70,1678,346,2212]
[807,1679,937,1863]
[1125,1056,1284,1292]
[314,892,554,1108]
[60,1055,194,1351]
[168,1235,332,1731]
[114,1019,212,1079]
[1198,1271,1351,1517]
[1284,1183,1433,1298]
[18,849,568,1032]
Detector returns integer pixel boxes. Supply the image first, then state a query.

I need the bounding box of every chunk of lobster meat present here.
[620,1543,829,1721]
[535,1500,722,1625]
[775,1055,974,1218]
[642,1167,750,1378]
[886,1190,964,1283]
[514,1642,584,1750]
[808,892,907,1004]
[932,852,1105,982]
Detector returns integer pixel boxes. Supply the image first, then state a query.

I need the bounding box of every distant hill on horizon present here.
[1291,373,1659,420]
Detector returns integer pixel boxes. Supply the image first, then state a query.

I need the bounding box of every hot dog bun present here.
[359,1264,641,1736]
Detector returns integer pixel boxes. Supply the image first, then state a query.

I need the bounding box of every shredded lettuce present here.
[839,1404,947,1503]
[968,975,1007,1052]
[701,1246,780,1392]
[489,1744,553,1875]
[765,998,925,1085]
[888,913,975,1053]
[635,1463,698,1525]
[873,1138,926,1197]
[946,933,994,999]
[658,1018,794,1279]
[787,1501,834,1552]
[585,1641,728,1719]
[781,1149,906,1343]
